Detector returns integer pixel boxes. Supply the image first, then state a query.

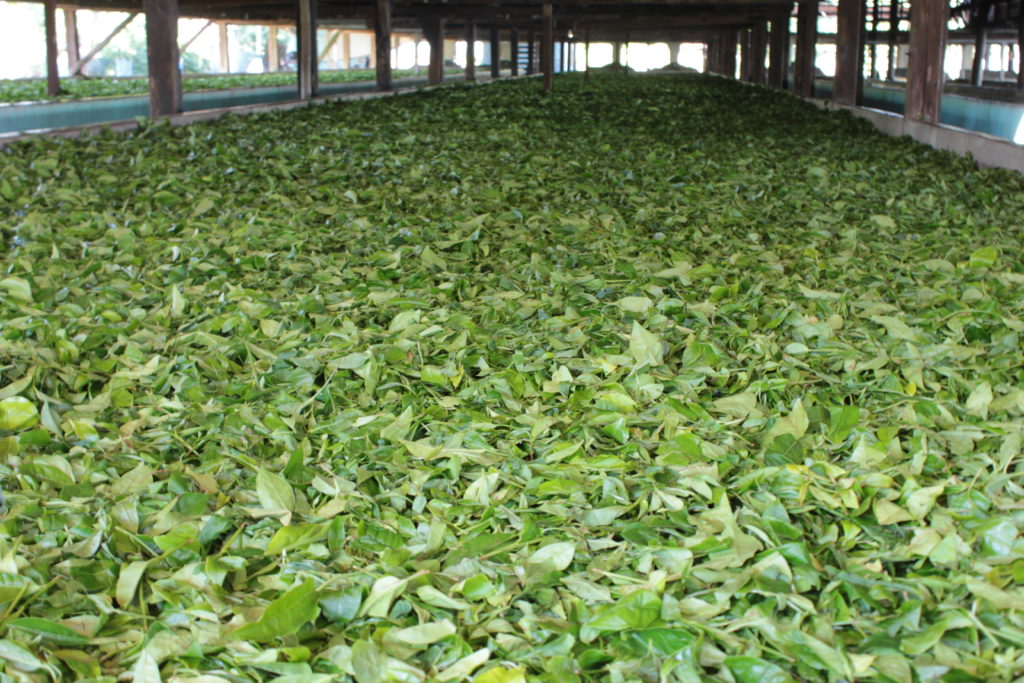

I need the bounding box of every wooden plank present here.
[219,22,229,72]
[527,30,535,74]
[751,21,768,83]
[44,0,61,96]
[375,0,392,90]
[318,29,340,63]
[886,0,898,80]
[71,13,137,76]
[1018,4,1023,89]
[465,21,476,81]
[905,0,946,122]
[424,16,444,84]
[144,0,182,116]
[794,1,817,96]
[268,25,279,71]
[64,9,80,72]
[490,26,500,77]
[767,15,788,88]
[510,28,519,76]
[834,0,865,105]
[971,0,989,86]
[584,27,590,80]
[296,0,317,99]
[723,30,737,77]
[542,2,553,90]
[180,19,212,54]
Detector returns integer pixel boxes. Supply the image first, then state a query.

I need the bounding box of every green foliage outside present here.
[1,73,1023,681]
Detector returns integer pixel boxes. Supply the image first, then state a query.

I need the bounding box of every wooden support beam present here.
[751,21,768,84]
[465,20,476,81]
[268,26,279,71]
[869,0,879,79]
[44,0,61,96]
[794,1,817,96]
[424,16,444,84]
[64,9,80,73]
[527,30,536,74]
[613,40,622,67]
[740,28,751,80]
[767,15,789,89]
[1018,5,1024,89]
[71,13,136,76]
[218,22,229,72]
[723,31,738,77]
[542,2,553,90]
[971,0,989,86]
[318,29,340,63]
[490,26,500,77]
[510,28,519,76]
[905,0,946,122]
[375,0,392,90]
[296,0,317,99]
[144,0,182,116]
[834,0,865,105]
[341,30,350,69]
[584,28,590,80]
[886,0,899,80]
[180,19,212,54]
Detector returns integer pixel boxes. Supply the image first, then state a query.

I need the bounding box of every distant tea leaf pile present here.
[0,68,457,104]
[1,73,1023,681]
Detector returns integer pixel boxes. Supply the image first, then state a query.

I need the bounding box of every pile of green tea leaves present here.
[1,73,1023,682]
[0,68,455,104]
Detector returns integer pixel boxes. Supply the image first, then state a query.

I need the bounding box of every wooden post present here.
[795,1,818,96]
[723,31,738,77]
[613,41,622,67]
[886,0,899,80]
[906,0,946,122]
[752,21,768,84]
[425,16,444,84]
[740,28,751,80]
[465,21,476,80]
[768,16,789,88]
[869,0,879,79]
[218,22,229,73]
[296,0,317,99]
[834,0,865,105]
[971,0,989,86]
[542,3,553,90]
[375,0,392,90]
[268,26,279,71]
[490,26,500,77]
[44,0,60,96]
[144,0,182,116]
[527,31,536,74]
[1018,6,1024,88]
[64,9,80,73]
[584,28,590,80]
[510,28,519,75]
[341,30,350,69]
[512,28,520,75]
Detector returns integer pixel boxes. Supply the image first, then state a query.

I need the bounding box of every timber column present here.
[542,3,554,90]
[144,0,182,116]
[424,16,445,84]
[794,1,818,96]
[834,0,865,105]
[296,0,318,99]
[375,0,392,90]
[905,0,947,121]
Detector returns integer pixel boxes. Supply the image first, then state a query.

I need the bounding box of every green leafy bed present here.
[0,69,453,105]
[1,73,1023,682]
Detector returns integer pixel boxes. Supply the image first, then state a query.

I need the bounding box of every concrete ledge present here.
[812,98,1024,174]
